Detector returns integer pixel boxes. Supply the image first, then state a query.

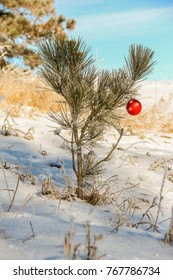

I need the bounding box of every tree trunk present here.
[76,148,84,199]
[72,122,84,199]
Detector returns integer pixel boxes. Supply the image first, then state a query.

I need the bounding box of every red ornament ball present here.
[126,99,142,115]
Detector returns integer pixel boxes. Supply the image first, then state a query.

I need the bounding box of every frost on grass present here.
[1,113,34,140]
[41,175,77,202]
[0,80,173,259]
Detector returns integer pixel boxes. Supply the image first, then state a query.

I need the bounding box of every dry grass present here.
[0,66,173,134]
[41,175,77,203]
[1,113,34,139]
[111,167,168,233]
[41,176,61,199]
[64,221,105,260]
[121,96,173,136]
[164,206,173,244]
[0,66,63,117]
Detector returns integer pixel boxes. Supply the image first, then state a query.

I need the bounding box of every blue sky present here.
[55,0,173,80]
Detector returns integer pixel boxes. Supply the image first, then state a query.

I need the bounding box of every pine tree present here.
[0,0,76,68]
[38,37,156,199]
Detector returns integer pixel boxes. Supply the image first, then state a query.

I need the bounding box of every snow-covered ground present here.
[0,80,173,260]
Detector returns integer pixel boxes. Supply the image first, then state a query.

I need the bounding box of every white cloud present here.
[73,7,172,36]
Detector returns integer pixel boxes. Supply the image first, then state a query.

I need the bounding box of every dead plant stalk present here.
[8,175,20,212]
[0,156,12,202]
[153,166,167,231]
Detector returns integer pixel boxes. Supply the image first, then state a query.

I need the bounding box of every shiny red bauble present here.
[126,99,142,115]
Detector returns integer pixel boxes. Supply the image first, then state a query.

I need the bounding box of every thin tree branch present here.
[91,128,124,171]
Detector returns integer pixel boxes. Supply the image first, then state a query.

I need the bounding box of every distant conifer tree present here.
[0,0,76,68]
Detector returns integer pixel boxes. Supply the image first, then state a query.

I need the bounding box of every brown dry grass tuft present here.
[64,221,105,260]
[0,66,64,117]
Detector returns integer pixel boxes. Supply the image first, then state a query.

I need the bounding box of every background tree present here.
[0,0,76,68]
[38,37,156,199]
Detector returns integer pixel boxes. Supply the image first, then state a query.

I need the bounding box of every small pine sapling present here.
[38,37,155,199]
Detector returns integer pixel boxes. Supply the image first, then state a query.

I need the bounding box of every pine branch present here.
[125,44,156,81]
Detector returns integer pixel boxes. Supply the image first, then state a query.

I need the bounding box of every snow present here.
[0,80,173,260]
